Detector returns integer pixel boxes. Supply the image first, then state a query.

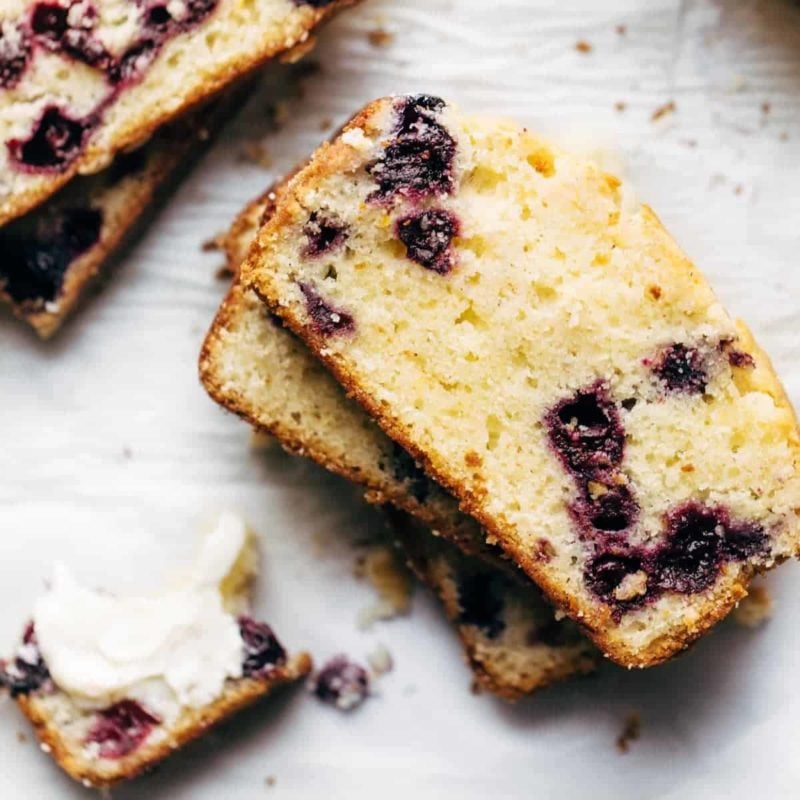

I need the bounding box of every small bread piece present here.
[201,189,491,560]
[0,88,245,338]
[242,95,800,667]
[200,193,599,697]
[0,514,311,789]
[389,512,597,700]
[0,0,359,226]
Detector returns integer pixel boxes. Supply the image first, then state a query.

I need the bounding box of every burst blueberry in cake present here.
[0,512,311,788]
[0,0,359,227]
[198,189,600,697]
[241,95,800,667]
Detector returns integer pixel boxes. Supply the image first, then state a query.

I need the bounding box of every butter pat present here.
[33,512,250,720]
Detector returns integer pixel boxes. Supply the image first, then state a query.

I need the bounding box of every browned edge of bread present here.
[16,653,311,789]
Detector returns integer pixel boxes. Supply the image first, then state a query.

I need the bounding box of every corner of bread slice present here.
[390,511,599,699]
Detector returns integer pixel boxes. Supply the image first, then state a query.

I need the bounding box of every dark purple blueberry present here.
[367,97,455,201]
[311,656,369,711]
[652,503,768,595]
[395,94,446,135]
[298,281,355,337]
[30,3,68,40]
[0,623,50,698]
[291,0,337,6]
[648,343,708,394]
[0,22,32,89]
[390,443,430,503]
[239,616,287,677]
[456,571,506,639]
[109,38,158,84]
[31,3,111,71]
[395,208,459,274]
[545,382,625,477]
[0,206,102,303]
[577,482,638,534]
[652,504,724,594]
[583,552,643,603]
[85,700,160,759]
[728,349,755,369]
[302,212,348,258]
[144,4,174,31]
[8,105,93,172]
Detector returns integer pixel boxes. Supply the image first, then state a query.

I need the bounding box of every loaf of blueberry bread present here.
[199,191,599,697]
[0,0,358,226]
[389,512,597,699]
[201,189,491,561]
[0,512,311,788]
[242,95,800,667]
[0,89,242,337]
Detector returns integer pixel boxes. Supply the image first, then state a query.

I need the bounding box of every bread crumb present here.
[575,40,593,54]
[367,28,393,47]
[319,117,333,131]
[733,585,773,628]
[367,644,394,677]
[616,712,641,753]
[16,731,27,743]
[202,232,226,252]
[651,101,676,122]
[761,101,771,116]
[215,263,234,281]
[355,545,413,629]
[265,775,277,788]
[615,24,627,35]
[239,141,273,169]
[613,571,647,602]
[614,101,627,113]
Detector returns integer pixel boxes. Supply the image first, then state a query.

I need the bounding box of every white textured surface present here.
[2,0,800,797]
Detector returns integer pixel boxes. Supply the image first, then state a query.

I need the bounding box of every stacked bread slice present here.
[204,95,800,678]
[0,0,359,336]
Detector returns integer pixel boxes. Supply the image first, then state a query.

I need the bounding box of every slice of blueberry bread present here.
[242,95,800,667]
[199,191,599,697]
[0,86,244,337]
[201,189,492,561]
[0,512,311,788]
[389,512,597,700]
[0,0,358,226]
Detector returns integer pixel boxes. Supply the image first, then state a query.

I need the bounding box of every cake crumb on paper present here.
[355,545,413,629]
[367,644,394,677]
[651,101,676,122]
[733,585,773,629]
[367,28,393,47]
[616,712,641,753]
[265,775,277,788]
[575,40,593,54]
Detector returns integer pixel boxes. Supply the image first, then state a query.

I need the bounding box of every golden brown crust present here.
[16,653,311,789]
[0,2,359,227]
[241,98,800,667]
